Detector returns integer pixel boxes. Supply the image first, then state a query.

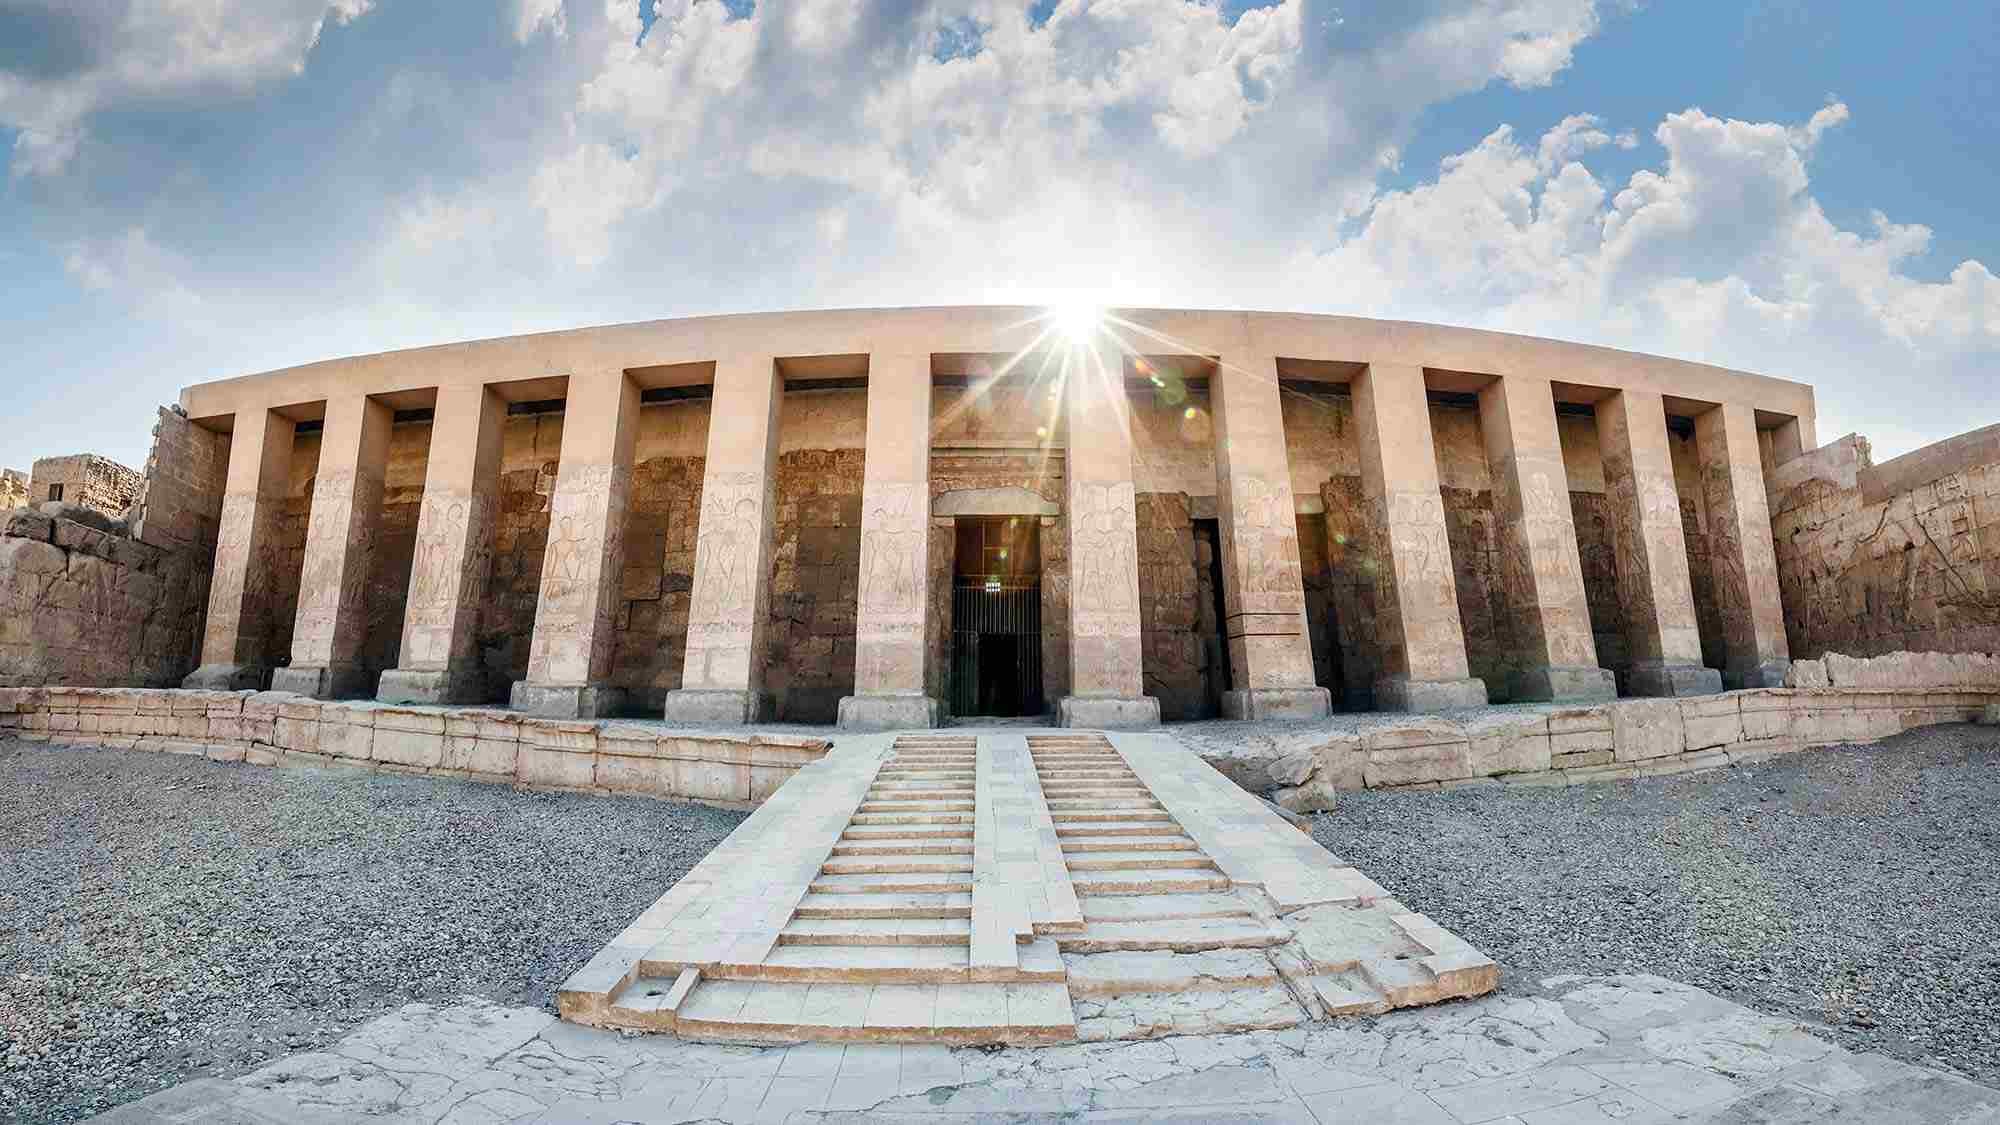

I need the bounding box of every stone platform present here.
[558,730,1496,1045]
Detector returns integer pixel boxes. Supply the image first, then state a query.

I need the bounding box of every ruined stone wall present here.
[28,454,144,518]
[765,448,864,723]
[481,414,563,698]
[0,408,227,688]
[1771,426,2000,659]
[0,470,26,511]
[1134,492,1204,720]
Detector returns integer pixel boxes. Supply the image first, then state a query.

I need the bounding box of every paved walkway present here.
[558,731,1494,1044]
[92,974,2000,1123]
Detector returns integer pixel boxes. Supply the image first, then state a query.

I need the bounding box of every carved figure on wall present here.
[409,499,467,612]
[693,490,761,621]
[860,483,925,614]
[541,516,591,602]
[1236,475,1303,598]
[1071,482,1137,613]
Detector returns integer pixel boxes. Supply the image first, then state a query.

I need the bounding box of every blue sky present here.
[2,0,1996,473]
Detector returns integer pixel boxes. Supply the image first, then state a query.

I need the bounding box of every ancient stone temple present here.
[163,307,1812,726]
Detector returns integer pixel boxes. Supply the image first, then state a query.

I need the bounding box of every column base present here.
[836,692,944,731]
[377,667,489,706]
[510,681,627,719]
[1221,687,1332,721]
[182,663,268,691]
[1374,676,1488,713]
[1057,695,1161,730]
[1725,659,1791,690]
[1626,660,1724,698]
[270,663,372,700]
[662,688,766,725]
[1507,665,1617,704]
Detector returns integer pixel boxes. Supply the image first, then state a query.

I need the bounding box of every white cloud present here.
[1304,102,1999,456]
[515,0,568,43]
[0,0,373,175]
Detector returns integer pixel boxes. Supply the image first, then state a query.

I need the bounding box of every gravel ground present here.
[0,741,745,1125]
[1312,723,2000,1086]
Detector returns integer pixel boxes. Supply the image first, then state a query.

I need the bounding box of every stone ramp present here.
[558,729,1498,1044]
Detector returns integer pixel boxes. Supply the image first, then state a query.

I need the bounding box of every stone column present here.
[184,407,296,690]
[1059,342,1160,728]
[1351,364,1487,711]
[510,370,640,718]
[272,394,392,699]
[379,385,506,704]
[838,351,943,729]
[664,355,782,724]
[1211,354,1331,720]
[1477,375,1616,702]
[1595,389,1721,696]
[1696,402,1792,687]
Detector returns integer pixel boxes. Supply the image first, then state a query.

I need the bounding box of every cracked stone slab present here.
[94,975,2000,1125]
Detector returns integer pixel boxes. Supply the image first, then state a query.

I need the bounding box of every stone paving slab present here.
[90,975,2000,1123]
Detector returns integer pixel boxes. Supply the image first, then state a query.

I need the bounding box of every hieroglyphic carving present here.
[1234,474,1304,600]
[403,490,492,668]
[527,462,628,684]
[202,490,273,661]
[1070,481,1138,616]
[858,482,925,615]
[292,469,380,662]
[689,471,765,625]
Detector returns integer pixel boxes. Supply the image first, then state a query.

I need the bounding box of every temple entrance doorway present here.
[949,515,1044,718]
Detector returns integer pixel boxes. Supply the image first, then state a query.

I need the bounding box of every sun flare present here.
[1050,302,1103,347]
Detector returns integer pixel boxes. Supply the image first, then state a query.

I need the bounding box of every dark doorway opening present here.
[1192,518,1233,716]
[950,516,1044,718]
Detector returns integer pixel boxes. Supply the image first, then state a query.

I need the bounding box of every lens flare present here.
[1051,303,1101,346]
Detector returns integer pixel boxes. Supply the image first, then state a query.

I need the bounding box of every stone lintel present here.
[1627,660,1724,698]
[1374,677,1488,713]
[1221,687,1333,721]
[1056,694,1160,729]
[511,681,627,720]
[1507,665,1617,704]
[835,692,943,731]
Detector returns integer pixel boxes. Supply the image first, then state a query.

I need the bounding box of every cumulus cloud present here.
[0,0,371,175]
[1305,101,1999,453]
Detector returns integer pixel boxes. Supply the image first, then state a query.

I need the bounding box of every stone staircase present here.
[1030,733,1309,1040]
[561,729,1499,1045]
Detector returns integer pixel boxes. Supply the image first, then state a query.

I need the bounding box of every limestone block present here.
[273,715,321,754]
[318,709,376,760]
[1551,748,1613,770]
[1273,777,1340,813]
[442,714,520,777]
[1547,705,1613,758]
[1982,703,2000,725]
[1362,720,1473,787]
[1680,695,1744,751]
[1785,659,1829,689]
[1610,699,1685,762]
[597,753,671,796]
[525,719,598,755]
[1737,690,1801,741]
[1462,713,1552,777]
[600,725,669,760]
[516,744,595,790]
[372,718,445,769]
[674,756,751,802]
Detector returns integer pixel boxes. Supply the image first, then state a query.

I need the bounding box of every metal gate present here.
[950,581,1044,717]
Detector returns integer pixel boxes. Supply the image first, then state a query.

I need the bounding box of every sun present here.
[1050,302,1103,347]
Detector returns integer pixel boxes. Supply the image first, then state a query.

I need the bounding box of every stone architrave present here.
[1351,363,1488,712]
[510,370,640,718]
[1595,389,1722,696]
[271,395,392,700]
[183,408,296,690]
[1477,375,1616,702]
[1696,402,1792,687]
[1058,341,1160,729]
[1211,354,1330,720]
[379,385,506,704]
[664,355,782,725]
[838,351,943,730]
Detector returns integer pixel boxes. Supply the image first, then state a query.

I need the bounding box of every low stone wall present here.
[1196,650,2000,810]
[0,687,831,808]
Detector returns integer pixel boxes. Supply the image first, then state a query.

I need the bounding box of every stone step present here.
[830,839,975,857]
[794,892,972,919]
[820,856,975,876]
[1058,835,1200,853]
[1071,868,1232,894]
[1039,785,1150,798]
[1059,851,1218,872]
[672,980,1074,1046]
[868,782,975,794]
[1035,771,1135,782]
[779,917,971,946]
[1079,893,1256,923]
[716,944,971,984]
[1062,948,1280,995]
[841,825,972,840]
[1311,970,1394,1017]
[1043,798,1164,811]
[850,811,975,826]
[1055,820,1184,837]
[811,872,976,894]
[1048,809,1173,824]
[1054,918,1288,954]
[1073,983,1309,1042]
[856,800,976,813]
